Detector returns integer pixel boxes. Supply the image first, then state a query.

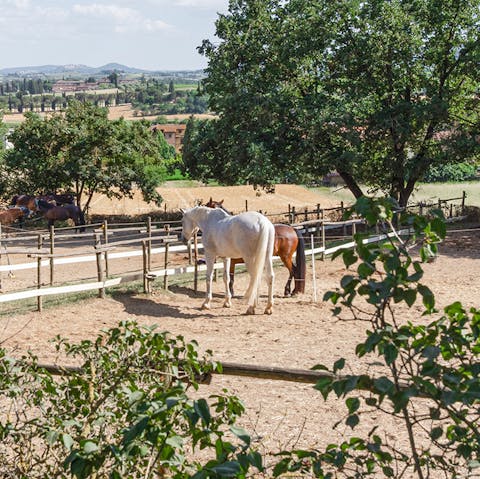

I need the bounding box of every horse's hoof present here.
[223,300,232,308]
[264,307,273,315]
[201,302,211,310]
[245,306,255,315]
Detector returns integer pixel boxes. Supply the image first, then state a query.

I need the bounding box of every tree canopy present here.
[184,0,480,205]
[0,100,176,211]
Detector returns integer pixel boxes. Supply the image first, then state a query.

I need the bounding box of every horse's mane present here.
[37,199,55,209]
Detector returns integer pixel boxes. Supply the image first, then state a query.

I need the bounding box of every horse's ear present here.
[219,199,224,206]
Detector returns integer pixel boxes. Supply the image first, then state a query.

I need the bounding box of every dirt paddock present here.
[1,223,479,474]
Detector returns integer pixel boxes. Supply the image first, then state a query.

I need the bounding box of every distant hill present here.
[0,63,204,78]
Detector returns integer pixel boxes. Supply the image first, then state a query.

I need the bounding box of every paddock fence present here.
[0,192,468,313]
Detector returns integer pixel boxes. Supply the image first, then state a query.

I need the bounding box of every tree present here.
[274,198,480,478]
[197,0,480,206]
[0,100,176,211]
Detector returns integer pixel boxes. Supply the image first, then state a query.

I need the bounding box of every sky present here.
[0,0,229,71]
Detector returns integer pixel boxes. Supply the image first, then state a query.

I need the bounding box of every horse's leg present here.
[264,255,275,315]
[280,254,295,297]
[229,259,238,296]
[243,258,256,315]
[202,254,215,310]
[222,257,232,308]
[263,225,276,314]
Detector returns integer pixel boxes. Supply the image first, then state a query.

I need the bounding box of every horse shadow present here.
[111,290,217,320]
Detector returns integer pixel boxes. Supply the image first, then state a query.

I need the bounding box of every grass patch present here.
[308,181,480,207]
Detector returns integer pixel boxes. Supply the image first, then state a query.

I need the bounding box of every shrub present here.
[0,321,262,478]
[423,162,477,182]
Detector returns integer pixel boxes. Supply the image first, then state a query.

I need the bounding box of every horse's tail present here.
[244,218,274,306]
[293,228,306,294]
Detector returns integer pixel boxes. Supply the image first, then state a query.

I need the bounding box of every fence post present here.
[316,204,321,219]
[96,249,105,299]
[164,226,171,291]
[311,233,317,302]
[142,240,148,294]
[291,206,296,224]
[49,225,54,285]
[245,200,248,212]
[103,219,109,277]
[147,216,152,271]
[462,191,466,215]
[37,256,43,312]
[321,221,326,261]
[304,207,308,222]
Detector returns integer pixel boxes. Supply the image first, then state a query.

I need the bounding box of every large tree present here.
[188,0,480,206]
[1,100,176,211]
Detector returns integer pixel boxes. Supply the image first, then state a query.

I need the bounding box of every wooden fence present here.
[0,193,468,312]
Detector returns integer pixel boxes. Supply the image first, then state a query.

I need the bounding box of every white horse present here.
[181,206,275,315]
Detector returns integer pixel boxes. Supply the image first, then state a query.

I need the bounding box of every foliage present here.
[0,321,263,478]
[0,100,177,210]
[423,162,477,183]
[274,197,480,478]
[196,0,480,205]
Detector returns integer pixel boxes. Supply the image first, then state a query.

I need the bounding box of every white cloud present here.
[174,0,226,6]
[5,0,31,9]
[73,3,171,32]
[147,0,227,9]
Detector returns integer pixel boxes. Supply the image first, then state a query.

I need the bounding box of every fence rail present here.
[0,193,467,311]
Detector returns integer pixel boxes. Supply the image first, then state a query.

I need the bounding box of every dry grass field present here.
[2,103,216,124]
[87,183,344,216]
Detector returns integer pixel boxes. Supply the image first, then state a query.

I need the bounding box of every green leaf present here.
[210,461,241,476]
[342,250,357,269]
[418,284,435,312]
[430,427,443,441]
[82,441,98,454]
[62,433,75,451]
[346,397,360,414]
[374,377,394,394]
[230,426,251,446]
[346,414,359,429]
[333,358,345,373]
[194,398,211,426]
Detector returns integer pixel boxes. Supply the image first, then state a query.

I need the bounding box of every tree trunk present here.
[337,169,364,199]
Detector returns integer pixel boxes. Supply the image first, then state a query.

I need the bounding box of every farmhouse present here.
[151,123,186,153]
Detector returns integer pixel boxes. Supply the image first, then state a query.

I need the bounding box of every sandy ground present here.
[1,226,479,475]
[1,183,478,476]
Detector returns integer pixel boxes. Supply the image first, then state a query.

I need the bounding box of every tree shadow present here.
[110,291,217,320]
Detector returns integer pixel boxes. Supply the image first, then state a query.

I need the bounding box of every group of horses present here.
[181,197,306,316]
[0,193,85,231]
[2,190,303,315]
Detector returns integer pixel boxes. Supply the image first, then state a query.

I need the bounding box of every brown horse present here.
[205,198,306,296]
[0,207,30,226]
[43,192,75,206]
[36,199,86,232]
[10,194,38,212]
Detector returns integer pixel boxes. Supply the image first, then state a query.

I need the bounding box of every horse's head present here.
[180,207,199,243]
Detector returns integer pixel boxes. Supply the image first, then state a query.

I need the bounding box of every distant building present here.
[151,124,187,153]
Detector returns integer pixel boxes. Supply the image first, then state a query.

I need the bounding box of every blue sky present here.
[0,0,229,70]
